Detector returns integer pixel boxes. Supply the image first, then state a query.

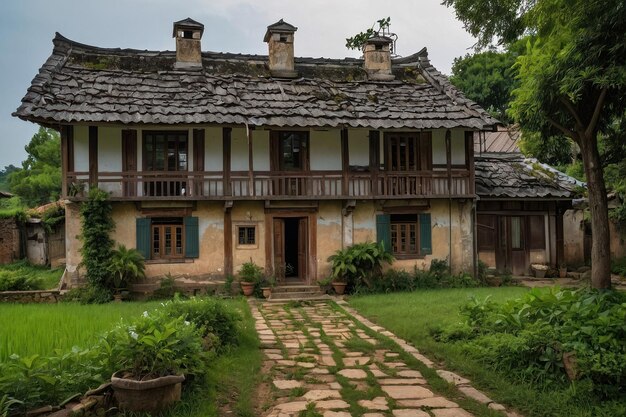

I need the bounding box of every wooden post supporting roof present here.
[369,130,380,195]
[341,128,349,196]
[223,127,232,197]
[60,125,73,198]
[89,126,98,189]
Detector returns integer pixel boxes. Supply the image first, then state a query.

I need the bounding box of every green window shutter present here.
[185,216,199,258]
[136,218,151,259]
[419,213,432,255]
[376,214,391,252]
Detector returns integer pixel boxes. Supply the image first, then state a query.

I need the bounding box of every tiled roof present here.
[474,126,521,153]
[475,154,583,199]
[13,33,498,130]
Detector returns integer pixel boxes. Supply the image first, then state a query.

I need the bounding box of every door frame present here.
[265,210,317,285]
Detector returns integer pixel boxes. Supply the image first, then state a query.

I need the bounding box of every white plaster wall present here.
[98,127,122,195]
[73,126,89,173]
[432,130,446,165]
[230,127,248,171]
[310,130,341,170]
[348,129,369,167]
[451,129,466,165]
[205,127,223,171]
[253,130,270,171]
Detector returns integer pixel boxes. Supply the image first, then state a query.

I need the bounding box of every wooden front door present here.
[496,216,527,275]
[273,217,308,283]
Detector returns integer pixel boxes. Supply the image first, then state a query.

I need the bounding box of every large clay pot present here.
[240,282,255,296]
[332,282,347,295]
[111,371,185,413]
[261,287,271,299]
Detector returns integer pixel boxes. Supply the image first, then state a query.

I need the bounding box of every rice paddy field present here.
[0,301,159,361]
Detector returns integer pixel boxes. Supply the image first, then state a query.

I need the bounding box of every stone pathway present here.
[251,299,522,417]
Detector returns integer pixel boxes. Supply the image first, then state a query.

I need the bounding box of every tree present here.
[8,127,61,207]
[443,0,626,289]
[449,41,524,123]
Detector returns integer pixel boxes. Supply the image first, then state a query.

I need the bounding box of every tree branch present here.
[585,87,608,138]
[547,117,577,141]
[559,96,584,129]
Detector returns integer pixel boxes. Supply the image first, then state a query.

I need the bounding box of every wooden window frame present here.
[237,225,257,247]
[270,131,310,172]
[389,213,421,259]
[142,130,189,172]
[151,218,185,260]
[384,132,432,172]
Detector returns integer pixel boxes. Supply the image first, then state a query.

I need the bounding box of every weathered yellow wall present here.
[310,130,341,170]
[563,209,585,266]
[231,201,266,274]
[64,202,83,284]
[316,201,343,279]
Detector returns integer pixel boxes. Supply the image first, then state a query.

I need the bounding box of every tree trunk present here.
[579,130,611,289]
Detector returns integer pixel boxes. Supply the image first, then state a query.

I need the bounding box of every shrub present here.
[63,285,112,304]
[108,244,145,291]
[0,272,43,291]
[438,288,626,398]
[327,242,394,292]
[161,296,241,351]
[80,188,114,292]
[610,255,626,276]
[238,260,263,283]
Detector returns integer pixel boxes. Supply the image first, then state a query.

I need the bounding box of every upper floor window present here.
[143,131,188,172]
[272,131,309,171]
[384,132,432,171]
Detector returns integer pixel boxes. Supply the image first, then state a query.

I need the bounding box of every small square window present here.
[238,226,256,245]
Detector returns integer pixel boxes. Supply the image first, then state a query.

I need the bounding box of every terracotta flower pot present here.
[534,269,547,278]
[332,282,347,295]
[261,287,271,299]
[240,282,255,296]
[559,268,567,278]
[111,371,185,413]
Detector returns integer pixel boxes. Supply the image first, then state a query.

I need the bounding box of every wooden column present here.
[445,129,452,194]
[341,128,349,196]
[89,126,98,189]
[224,206,233,277]
[369,130,380,195]
[247,126,254,196]
[122,130,137,197]
[193,129,205,196]
[60,125,73,198]
[465,131,475,196]
[223,127,232,197]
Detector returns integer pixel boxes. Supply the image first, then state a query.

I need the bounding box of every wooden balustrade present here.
[66,169,472,200]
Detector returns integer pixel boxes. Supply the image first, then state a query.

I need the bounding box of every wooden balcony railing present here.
[66,169,473,200]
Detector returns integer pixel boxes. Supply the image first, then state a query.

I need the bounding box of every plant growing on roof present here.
[345,17,392,50]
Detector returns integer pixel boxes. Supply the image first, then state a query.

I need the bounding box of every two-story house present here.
[14,18,498,286]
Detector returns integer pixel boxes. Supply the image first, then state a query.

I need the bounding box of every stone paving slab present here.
[252,299,522,417]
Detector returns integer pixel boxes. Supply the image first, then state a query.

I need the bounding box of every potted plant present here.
[327,247,355,295]
[238,260,262,296]
[317,276,332,294]
[260,275,276,299]
[531,263,549,278]
[559,264,568,278]
[107,311,205,413]
[108,244,145,301]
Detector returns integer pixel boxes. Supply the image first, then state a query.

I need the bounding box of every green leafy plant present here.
[79,188,114,297]
[238,260,263,284]
[327,242,394,291]
[108,244,145,291]
[345,17,391,50]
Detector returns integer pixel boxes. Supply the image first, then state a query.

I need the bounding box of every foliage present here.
[0,260,63,291]
[39,203,65,234]
[108,244,145,290]
[104,310,207,379]
[519,131,574,167]
[327,242,394,291]
[445,0,626,289]
[345,17,391,50]
[0,165,19,193]
[450,43,523,122]
[62,285,115,304]
[610,256,626,277]
[79,188,114,295]
[152,273,178,299]
[8,127,61,207]
[237,260,263,283]
[160,296,241,352]
[436,288,626,397]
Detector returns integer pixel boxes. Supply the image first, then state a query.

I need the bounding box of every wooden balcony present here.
[66,169,474,200]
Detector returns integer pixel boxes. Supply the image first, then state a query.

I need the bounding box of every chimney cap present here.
[263,19,297,42]
[173,18,204,38]
[365,35,393,45]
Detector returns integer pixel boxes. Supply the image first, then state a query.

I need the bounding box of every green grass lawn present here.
[348,287,622,417]
[0,301,160,360]
[0,260,64,291]
[0,297,261,417]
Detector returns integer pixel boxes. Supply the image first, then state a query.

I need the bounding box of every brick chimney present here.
[173,18,204,68]
[363,36,395,81]
[263,19,298,78]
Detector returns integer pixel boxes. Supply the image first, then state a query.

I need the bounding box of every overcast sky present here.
[0,0,476,169]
